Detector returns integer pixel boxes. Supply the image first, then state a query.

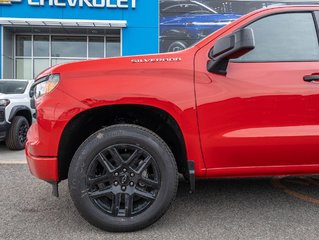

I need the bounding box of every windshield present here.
[0,81,28,94]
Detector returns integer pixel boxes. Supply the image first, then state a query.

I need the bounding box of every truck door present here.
[195,12,319,172]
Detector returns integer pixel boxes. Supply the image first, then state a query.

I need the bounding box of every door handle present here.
[304,75,319,82]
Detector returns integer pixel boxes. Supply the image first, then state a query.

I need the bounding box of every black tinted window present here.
[238,13,319,62]
[0,81,28,94]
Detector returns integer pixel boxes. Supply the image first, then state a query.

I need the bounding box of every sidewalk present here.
[0,142,26,163]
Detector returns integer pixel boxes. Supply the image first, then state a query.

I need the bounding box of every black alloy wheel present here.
[68,124,178,232]
[87,144,161,217]
[6,116,30,150]
[18,122,28,145]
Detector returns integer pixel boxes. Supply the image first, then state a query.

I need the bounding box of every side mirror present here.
[207,28,255,75]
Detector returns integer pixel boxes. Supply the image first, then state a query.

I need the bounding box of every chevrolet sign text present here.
[28,0,136,8]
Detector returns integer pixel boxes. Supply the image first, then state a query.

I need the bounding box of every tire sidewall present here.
[6,116,29,150]
[68,125,177,232]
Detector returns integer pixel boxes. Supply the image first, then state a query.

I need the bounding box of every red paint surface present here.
[26,6,319,181]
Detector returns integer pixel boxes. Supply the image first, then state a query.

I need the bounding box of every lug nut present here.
[114,181,118,186]
[114,172,119,176]
[130,173,135,177]
[123,168,127,173]
[121,186,126,191]
[129,181,134,186]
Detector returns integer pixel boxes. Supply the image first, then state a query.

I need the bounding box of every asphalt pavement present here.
[1,161,319,240]
[0,142,26,163]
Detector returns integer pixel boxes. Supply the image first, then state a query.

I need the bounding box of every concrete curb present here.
[0,160,27,164]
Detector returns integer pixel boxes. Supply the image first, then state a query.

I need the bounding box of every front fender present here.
[46,49,206,175]
[58,97,206,177]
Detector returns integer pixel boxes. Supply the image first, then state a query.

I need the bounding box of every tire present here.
[68,124,178,232]
[167,40,188,52]
[6,116,29,150]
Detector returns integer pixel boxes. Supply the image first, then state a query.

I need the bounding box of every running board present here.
[187,161,195,193]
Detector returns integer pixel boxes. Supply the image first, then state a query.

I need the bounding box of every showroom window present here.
[15,32,121,79]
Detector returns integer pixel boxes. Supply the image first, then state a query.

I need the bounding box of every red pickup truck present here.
[26,5,319,232]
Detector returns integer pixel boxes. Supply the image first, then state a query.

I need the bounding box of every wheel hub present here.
[86,144,161,217]
[120,173,129,185]
[115,170,134,187]
[18,123,28,144]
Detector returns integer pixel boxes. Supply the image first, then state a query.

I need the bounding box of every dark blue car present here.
[160,0,241,52]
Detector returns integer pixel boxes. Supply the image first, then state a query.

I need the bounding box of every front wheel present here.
[6,116,29,150]
[68,124,178,232]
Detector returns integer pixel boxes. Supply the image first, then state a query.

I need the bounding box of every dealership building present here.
[0,0,158,79]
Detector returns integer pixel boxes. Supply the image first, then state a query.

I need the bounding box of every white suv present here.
[0,79,34,150]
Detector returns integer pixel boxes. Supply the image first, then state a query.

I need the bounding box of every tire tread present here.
[68,124,179,232]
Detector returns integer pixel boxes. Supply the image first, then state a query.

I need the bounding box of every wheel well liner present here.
[58,105,188,180]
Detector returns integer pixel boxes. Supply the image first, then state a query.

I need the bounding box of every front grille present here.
[0,110,4,122]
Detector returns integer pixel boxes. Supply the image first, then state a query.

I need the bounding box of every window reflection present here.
[52,36,87,58]
[89,36,104,58]
[107,37,121,57]
[15,31,121,78]
[34,36,49,57]
[16,36,32,57]
[34,59,50,77]
[16,59,32,79]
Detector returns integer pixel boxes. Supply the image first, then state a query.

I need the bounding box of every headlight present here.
[0,99,10,107]
[32,74,60,99]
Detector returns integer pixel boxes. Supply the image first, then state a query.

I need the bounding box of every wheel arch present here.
[9,106,32,126]
[58,104,189,181]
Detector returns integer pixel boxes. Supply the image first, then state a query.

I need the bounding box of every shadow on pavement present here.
[1,165,319,240]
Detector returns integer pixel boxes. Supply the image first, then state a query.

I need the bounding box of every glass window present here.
[16,59,32,79]
[16,36,32,57]
[15,31,121,79]
[51,58,83,66]
[106,37,121,57]
[34,36,49,57]
[239,13,319,62]
[0,81,28,94]
[34,59,50,77]
[51,36,87,58]
[89,36,104,58]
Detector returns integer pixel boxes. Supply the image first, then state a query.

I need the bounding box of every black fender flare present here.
[9,106,32,125]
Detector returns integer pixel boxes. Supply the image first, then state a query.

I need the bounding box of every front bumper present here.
[0,107,9,141]
[25,123,59,181]
[0,122,10,141]
[25,147,59,181]
[25,87,88,183]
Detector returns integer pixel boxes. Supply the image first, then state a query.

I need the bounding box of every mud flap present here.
[188,161,195,193]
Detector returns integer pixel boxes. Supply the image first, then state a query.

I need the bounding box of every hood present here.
[43,49,196,83]
[0,93,26,99]
[161,13,242,25]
